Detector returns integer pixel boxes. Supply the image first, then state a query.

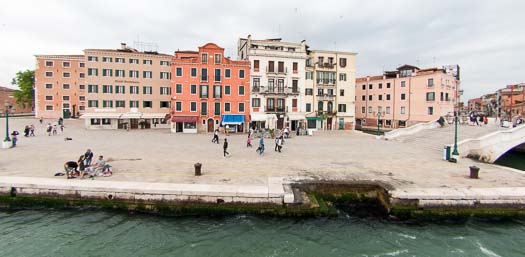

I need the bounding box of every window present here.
[129,101,139,108]
[190,84,197,95]
[428,107,434,115]
[87,84,98,93]
[305,88,313,95]
[87,68,97,76]
[339,73,347,81]
[318,57,324,64]
[386,107,391,114]
[190,102,196,112]
[387,83,391,88]
[201,53,208,64]
[79,106,85,111]
[369,84,373,90]
[62,72,70,78]
[160,60,170,66]
[224,85,231,95]
[143,59,152,65]
[339,58,347,68]
[143,71,152,79]
[386,94,391,100]
[174,102,182,111]
[102,118,111,125]
[143,86,152,94]
[401,81,406,87]
[214,54,221,64]
[292,99,297,108]
[129,58,139,64]
[268,61,275,72]
[278,61,284,73]
[378,83,382,89]
[254,60,260,70]
[239,102,245,112]
[87,56,98,62]
[362,84,366,90]
[268,79,275,93]
[401,93,406,100]
[201,102,207,115]
[368,95,372,101]
[79,62,85,68]
[214,68,221,82]
[77,72,84,78]
[45,61,53,67]
[130,86,139,94]
[401,107,406,114]
[79,84,85,90]
[63,84,70,89]
[362,95,366,101]
[88,100,98,107]
[45,95,53,101]
[102,57,112,63]
[116,101,125,108]
[214,102,220,115]
[277,79,284,93]
[115,57,125,63]
[252,98,260,107]
[292,80,298,93]
[191,68,197,77]
[293,62,298,73]
[426,92,435,101]
[62,61,70,67]
[267,98,275,111]
[45,83,53,89]
[213,85,222,98]
[102,85,113,94]
[239,85,245,96]
[446,93,449,101]
[90,119,100,125]
[129,70,139,78]
[239,69,245,79]
[428,78,434,87]
[361,107,365,113]
[175,84,182,94]
[115,85,125,94]
[318,101,324,111]
[160,101,170,108]
[143,101,153,108]
[79,96,85,101]
[440,92,444,101]
[160,87,171,95]
[102,100,113,108]
[306,72,313,80]
[200,85,208,98]
[176,67,182,77]
[160,72,170,79]
[338,104,347,112]
[224,102,231,112]
[201,68,208,81]
[102,69,112,77]
[306,103,311,112]
[368,106,373,113]
[378,95,383,101]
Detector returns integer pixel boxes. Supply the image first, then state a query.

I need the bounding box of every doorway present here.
[277,117,284,129]
[339,118,344,130]
[130,119,139,129]
[207,118,214,133]
[176,122,183,132]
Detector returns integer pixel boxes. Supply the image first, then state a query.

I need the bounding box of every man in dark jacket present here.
[223,138,229,157]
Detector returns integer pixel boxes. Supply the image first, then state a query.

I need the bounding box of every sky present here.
[1,0,524,101]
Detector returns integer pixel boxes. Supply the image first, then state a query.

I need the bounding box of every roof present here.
[309,49,357,55]
[397,64,420,71]
[0,86,15,92]
[83,49,173,57]
[34,54,84,60]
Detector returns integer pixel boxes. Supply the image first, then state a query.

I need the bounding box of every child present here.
[246,135,252,147]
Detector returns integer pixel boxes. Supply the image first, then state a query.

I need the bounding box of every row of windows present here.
[44,83,85,90]
[361,92,450,102]
[45,105,85,111]
[304,72,347,81]
[44,95,85,101]
[173,101,245,114]
[252,60,299,73]
[44,61,85,68]
[360,106,435,115]
[44,71,84,78]
[86,68,171,79]
[87,56,170,66]
[87,100,170,109]
[174,84,245,96]
[174,67,245,80]
[361,79,436,90]
[86,85,171,95]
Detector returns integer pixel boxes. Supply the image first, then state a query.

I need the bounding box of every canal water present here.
[495,150,525,171]
[1,210,524,256]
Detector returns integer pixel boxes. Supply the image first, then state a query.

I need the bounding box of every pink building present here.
[355,65,460,129]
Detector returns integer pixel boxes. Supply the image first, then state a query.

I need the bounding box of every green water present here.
[1,210,524,256]
[495,150,525,171]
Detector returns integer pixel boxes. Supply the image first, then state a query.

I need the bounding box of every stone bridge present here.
[456,125,525,163]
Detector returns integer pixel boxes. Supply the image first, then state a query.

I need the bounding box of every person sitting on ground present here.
[64,160,79,179]
[92,155,106,175]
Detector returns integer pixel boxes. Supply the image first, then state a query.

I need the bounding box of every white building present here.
[238,36,307,131]
[305,50,357,130]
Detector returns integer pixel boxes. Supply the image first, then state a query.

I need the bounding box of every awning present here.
[120,112,143,119]
[250,113,277,122]
[80,113,121,119]
[306,117,326,121]
[171,116,198,123]
[141,113,169,119]
[221,114,245,125]
[287,113,306,120]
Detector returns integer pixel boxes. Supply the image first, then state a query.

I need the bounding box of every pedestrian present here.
[225,125,230,136]
[39,117,43,125]
[478,115,483,126]
[60,124,64,133]
[23,125,30,137]
[483,116,488,125]
[46,123,52,136]
[212,129,219,144]
[246,134,252,147]
[284,127,290,138]
[11,131,18,147]
[58,117,63,126]
[256,137,265,155]
[84,149,94,166]
[296,126,300,136]
[30,124,35,136]
[277,136,283,152]
[223,138,229,157]
[274,136,280,152]
[474,115,479,126]
[52,124,57,135]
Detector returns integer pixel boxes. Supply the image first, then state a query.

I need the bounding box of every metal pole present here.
[377,112,380,135]
[4,106,10,142]
[452,87,459,156]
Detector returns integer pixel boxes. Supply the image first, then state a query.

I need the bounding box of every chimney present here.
[121,43,127,50]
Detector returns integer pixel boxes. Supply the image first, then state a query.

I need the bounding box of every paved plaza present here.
[1,117,524,191]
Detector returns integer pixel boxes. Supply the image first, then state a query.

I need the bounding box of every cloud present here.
[0,0,524,101]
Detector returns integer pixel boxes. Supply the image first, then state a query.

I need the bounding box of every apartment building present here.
[355,65,460,130]
[238,36,307,131]
[34,55,85,119]
[305,50,357,130]
[497,84,525,120]
[170,43,250,133]
[81,43,173,129]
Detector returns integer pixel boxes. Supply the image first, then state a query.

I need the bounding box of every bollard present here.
[194,163,202,176]
[469,166,480,179]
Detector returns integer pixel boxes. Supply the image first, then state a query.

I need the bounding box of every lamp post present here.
[4,101,10,142]
[452,89,463,156]
[377,111,382,136]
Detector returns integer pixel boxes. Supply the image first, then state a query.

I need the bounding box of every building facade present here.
[355,65,460,130]
[238,36,307,131]
[170,43,250,133]
[1,86,33,115]
[305,50,356,130]
[81,43,173,129]
[34,55,85,119]
[497,84,525,121]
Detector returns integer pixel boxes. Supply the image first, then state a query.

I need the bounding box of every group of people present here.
[63,149,112,179]
[46,118,64,136]
[23,125,35,137]
[211,126,289,157]
[469,113,488,126]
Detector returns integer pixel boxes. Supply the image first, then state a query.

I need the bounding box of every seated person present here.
[86,155,106,176]
[64,160,79,178]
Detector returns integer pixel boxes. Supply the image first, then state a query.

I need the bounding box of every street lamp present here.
[4,101,11,142]
[452,89,463,156]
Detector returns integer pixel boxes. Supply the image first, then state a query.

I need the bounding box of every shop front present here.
[81,112,169,130]
[286,113,306,131]
[250,113,277,130]
[221,114,246,133]
[170,116,198,133]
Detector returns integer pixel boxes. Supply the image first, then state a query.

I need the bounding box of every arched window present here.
[327,102,333,112]
[318,101,324,112]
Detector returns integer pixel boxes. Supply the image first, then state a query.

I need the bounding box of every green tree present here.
[11,70,35,110]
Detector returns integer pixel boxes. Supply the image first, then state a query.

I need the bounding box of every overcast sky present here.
[1,0,524,101]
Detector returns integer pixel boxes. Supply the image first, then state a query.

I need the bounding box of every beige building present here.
[305,50,357,130]
[82,43,173,129]
[34,55,85,119]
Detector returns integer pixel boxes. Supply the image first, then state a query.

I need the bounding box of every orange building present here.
[1,86,33,115]
[170,43,250,133]
[34,55,86,119]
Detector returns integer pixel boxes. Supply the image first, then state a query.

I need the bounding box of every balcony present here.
[316,79,336,86]
[258,86,299,95]
[265,107,286,113]
[316,94,336,101]
[266,67,287,75]
[316,111,337,116]
[317,62,336,69]
[252,86,260,93]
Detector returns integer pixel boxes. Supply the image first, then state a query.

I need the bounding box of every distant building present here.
[305,50,357,130]
[170,43,251,133]
[34,55,85,119]
[81,43,173,129]
[355,65,460,129]
[238,36,307,131]
[468,97,482,112]
[0,86,33,115]
[497,83,525,120]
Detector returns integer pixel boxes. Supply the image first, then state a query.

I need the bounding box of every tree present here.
[12,70,34,110]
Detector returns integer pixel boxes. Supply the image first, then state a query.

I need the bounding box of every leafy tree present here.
[11,70,34,110]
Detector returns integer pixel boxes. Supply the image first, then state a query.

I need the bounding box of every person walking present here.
[30,124,35,136]
[39,117,43,125]
[246,135,252,147]
[60,124,64,133]
[225,125,230,136]
[276,136,283,153]
[223,138,229,157]
[23,125,30,137]
[256,137,265,155]
[10,131,18,147]
[46,123,52,136]
[212,129,219,144]
[84,149,94,166]
[52,124,58,135]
